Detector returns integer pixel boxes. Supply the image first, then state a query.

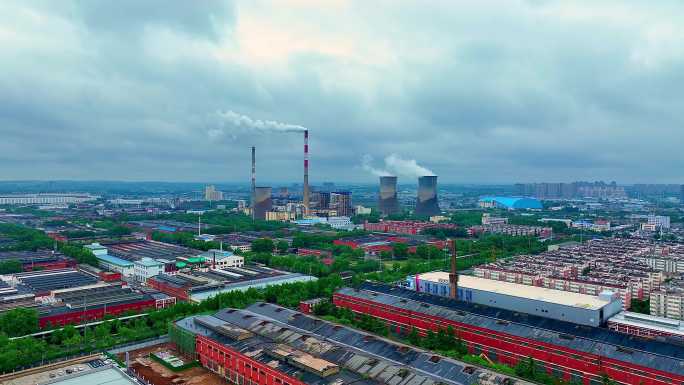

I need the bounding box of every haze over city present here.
[3,3,684,385]
[2,1,684,183]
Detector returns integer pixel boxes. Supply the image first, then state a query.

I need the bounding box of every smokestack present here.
[415,175,440,216]
[449,239,459,300]
[379,176,399,216]
[303,130,310,216]
[251,146,256,220]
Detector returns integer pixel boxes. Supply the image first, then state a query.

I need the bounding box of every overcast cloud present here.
[1,0,683,184]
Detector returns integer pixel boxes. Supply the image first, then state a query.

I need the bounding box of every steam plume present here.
[361,154,390,176]
[209,110,306,139]
[362,153,434,178]
[385,154,435,177]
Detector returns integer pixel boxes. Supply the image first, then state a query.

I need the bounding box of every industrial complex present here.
[334,282,684,385]
[170,301,519,385]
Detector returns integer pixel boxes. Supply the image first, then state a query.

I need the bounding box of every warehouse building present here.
[608,311,684,340]
[171,302,491,385]
[0,250,74,271]
[95,254,134,277]
[102,240,201,262]
[147,265,314,302]
[334,282,684,385]
[478,196,543,210]
[38,283,157,327]
[10,269,99,297]
[405,272,622,327]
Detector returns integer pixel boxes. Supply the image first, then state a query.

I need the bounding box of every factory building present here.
[415,176,440,216]
[478,196,543,210]
[171,302,489,385]
[39,283,158,328]
[405,272,622,327]
[378,176,399,216]
[199,249,244,269]
[0,250,74,271]
[363,220,456,235]
[608,311,684,340]
[0,193,98,205]
[133,257,165,284]
[147,264,315,302]
[95,254,135,277]
[334,282,684,385]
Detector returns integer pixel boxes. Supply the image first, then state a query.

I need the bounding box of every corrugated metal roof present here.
[340,282,684,376]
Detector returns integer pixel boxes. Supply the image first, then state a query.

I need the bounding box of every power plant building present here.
[253,187,272,220]
[415,176,440,216]
[378,176,399,216]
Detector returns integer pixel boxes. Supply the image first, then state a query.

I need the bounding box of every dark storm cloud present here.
[1,0,683,183]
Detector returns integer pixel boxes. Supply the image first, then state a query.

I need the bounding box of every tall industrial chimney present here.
[251,146,256,220]
[378,176,399,216]
[303,130,310,216]
[415,175,440,216]
[449,239,459,300]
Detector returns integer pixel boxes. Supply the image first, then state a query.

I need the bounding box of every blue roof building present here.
[479,196,543,210]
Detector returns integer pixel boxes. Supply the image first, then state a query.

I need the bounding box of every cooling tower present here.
[254,187,272,220]
[415,176,439,216]
[378,176,399,216]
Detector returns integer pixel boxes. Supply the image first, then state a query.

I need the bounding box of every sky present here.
[1,0,683,184]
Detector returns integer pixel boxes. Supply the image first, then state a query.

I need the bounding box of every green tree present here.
[0,259,22,274]
[276,240,289,254]
[408,327,421,346]
[392,243,409,259]
[252,238,275,253]
[0,308,39,337]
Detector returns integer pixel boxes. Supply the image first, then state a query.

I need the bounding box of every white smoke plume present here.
[385,154,435,177]
[362,153,435,178]
[361,154,390,176]
[209,110,306,140]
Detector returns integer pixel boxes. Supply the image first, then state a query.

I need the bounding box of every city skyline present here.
[2,1,684,183]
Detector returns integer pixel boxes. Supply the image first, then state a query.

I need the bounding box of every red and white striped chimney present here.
[251,146,256,220]
[303,130,309,216]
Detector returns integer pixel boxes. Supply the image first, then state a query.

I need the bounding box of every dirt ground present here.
[120,343,224,385]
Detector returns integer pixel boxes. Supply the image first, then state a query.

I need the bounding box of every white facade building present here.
[0,193,98,205]
[200,250,244,269]
[134,257,164,284]
[647,215,671,230]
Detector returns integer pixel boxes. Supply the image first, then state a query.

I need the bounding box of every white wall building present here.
[0,193,98,205]
[134,257,164,284]
[200,250,244,269]
[647,215,671,230]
